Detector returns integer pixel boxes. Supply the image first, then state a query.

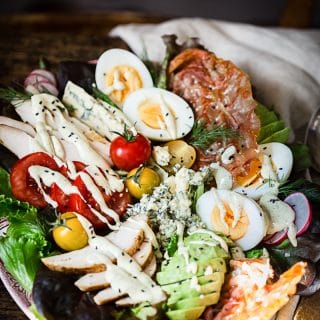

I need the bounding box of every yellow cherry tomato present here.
[126,167,161,199]
[164,140,196,169]
[52,212,88,251]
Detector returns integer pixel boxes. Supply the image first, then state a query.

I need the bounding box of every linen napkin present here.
[110,18,320,142]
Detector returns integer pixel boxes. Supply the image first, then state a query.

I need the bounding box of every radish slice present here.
[264,228,288,245]
[34,82,59,96]
[285,192,312,236]
[24,74,52,87]
[30,69,57,86]
[25,84,40,95]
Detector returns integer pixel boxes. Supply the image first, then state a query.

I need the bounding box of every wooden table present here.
[0,11,319,320]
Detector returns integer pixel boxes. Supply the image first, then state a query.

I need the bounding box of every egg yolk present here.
[236,158,262,187]
[211,203,249,240]
[138,102,164,129]
[105,65,142,105]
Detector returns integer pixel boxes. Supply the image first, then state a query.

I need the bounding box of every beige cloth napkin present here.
[111,18,320,142]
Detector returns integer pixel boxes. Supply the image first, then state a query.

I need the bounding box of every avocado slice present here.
[170,292,220,310]
[166,273,224,305]
[166,306,205,320]
[157,258,226,285]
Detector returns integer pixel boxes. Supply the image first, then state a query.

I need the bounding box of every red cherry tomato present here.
[110,133,151,171]
[49,183,70,212]
[10,152,59,208]
[69,174,131,229]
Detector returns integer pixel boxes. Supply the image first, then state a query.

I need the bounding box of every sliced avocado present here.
[257,120,285,143]
[166,306,205,320]
[157,258,226,285]
[260,127,290,144]
[170,292,220,310]
[166,273,224,305]
[184,233,229,260]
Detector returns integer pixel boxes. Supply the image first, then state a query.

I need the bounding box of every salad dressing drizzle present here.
[77,214,166,305]
[189,229,229,252]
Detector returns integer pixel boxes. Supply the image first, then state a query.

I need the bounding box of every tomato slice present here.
[49,183,70,212]
[10,152,59,208]
[69,174,131,228]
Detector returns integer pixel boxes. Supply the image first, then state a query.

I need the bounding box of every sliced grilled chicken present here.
[115,297,139,307]
[41,247,108,274]
[94,287,126,305]
[106,221,144,256]
[75,271,110,292]
[0,116,35,136]
[132,240,153,268]
[144,254,157,277]
[0,125,41,158]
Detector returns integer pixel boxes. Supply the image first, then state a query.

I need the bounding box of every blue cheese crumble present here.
[127,166,213,248]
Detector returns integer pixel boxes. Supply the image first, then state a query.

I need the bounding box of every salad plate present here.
[0,29,320,320]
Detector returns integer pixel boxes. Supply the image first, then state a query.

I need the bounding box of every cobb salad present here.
[0,35,319,320]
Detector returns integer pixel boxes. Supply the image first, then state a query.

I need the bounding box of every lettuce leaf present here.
[0,166,13,198]
[0,195,52,293]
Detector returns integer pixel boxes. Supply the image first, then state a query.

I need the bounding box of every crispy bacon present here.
[168,48,260,177]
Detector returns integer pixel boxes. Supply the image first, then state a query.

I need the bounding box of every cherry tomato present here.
[110,133,151,171]
[126,167,161,199]
[69,175,131,229]
[10,152,59,208]
[52,212,88,251]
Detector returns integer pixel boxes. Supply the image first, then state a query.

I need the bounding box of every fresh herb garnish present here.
[0,86,31,104]
[141,44,160,85]
[189,121,239,149]
[278,179,320,202]
[166,233,178,257]
[290,143,312,172]
[92,84,120,109]
[245,248,264,259]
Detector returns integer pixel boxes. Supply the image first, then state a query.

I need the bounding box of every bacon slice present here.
[168,48,260,177]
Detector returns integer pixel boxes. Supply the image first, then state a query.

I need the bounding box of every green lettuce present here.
[0,167,13,198]
[0,170,52,293]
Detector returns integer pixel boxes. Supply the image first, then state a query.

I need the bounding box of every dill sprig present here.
[278,179,320,202]
[188,121,239,149]
[92,84,120,109]
[0,87,31,104]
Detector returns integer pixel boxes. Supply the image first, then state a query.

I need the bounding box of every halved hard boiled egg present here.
[123,88,194,141]
[196,188,268,251]
[95,49,153,106]
[233,142,293,200]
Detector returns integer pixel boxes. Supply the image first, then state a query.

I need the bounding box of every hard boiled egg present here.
[196,188,268,251]
[233,142,293,200]
[123,88,194,141]
[95,49,153,106]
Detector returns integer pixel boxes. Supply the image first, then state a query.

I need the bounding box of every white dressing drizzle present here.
[189,229,229,253]
[105,69,125,95]
[221,145,236,165]
[210,163,232,190]
[190,276,201,292]
[211,188,228,230]
[127,218,159,249]
[85,165,112,195]
[78,172,120,227]
[28,165,81,208]
[158,94,177,140]
[77,214,166,305]
[228,193,243,229]
[259,192,297,246]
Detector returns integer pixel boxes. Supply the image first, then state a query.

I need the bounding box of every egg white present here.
[123,88,194,141]
[233,142,293,200]
[196,189,268,251]
[95,49,153,102]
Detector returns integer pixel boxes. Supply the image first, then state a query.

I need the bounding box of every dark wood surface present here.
[0,10,319,320]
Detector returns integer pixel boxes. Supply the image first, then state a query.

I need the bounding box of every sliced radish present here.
[24,74,52,87]
[25,84,40,95]
[34,82,59,96]
[30,69,57,85]
[264,228,288,245]
[284,192,312,236]
[88,59,98,64]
